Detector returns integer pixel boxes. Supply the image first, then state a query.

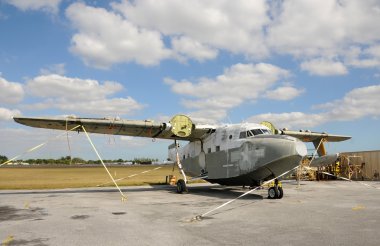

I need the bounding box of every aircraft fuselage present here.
[169,123,307,186]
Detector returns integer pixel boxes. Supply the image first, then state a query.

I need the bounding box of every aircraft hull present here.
[205,154,302,186]
[182,135,307,186]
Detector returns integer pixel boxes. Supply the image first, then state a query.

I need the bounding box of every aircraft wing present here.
[278,129,351,156]
[278,129,351,142]
[13,115,215,141]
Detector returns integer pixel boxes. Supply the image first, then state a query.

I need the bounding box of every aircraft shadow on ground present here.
[0,184,264,200]
[169,185,264,200]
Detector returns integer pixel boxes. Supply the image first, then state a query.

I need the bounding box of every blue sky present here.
[1,0,380,161]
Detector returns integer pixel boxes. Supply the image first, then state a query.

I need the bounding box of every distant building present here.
[342,150,380,180]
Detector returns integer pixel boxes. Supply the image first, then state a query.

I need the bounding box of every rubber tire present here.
[176,179,187,194]
[268,187,278,199]
[277,186,284,199]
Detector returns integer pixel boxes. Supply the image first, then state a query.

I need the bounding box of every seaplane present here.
[13,114,351,199]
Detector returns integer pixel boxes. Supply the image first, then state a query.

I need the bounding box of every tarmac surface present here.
[1,180,380,246]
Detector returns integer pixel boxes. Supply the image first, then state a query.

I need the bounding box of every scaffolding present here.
[296,154,365,181]
[340,155,364,180]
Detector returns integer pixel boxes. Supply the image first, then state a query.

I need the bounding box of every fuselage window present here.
[239,131,246,139]
[247,131,254,137]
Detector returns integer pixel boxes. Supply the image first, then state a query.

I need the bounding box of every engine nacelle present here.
[169,114,193,137]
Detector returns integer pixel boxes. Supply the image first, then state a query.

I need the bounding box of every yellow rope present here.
[81,125,127,201]
[0,125,81,167]
[65,117,73,165]
[196,166,299,220]
[304,165,380,190]
[96,166,162,187]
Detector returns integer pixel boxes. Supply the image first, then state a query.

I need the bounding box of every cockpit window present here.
[249,129,272,136]
[261,129,271,134]
[240,128,271,138]
[251,129,262,135]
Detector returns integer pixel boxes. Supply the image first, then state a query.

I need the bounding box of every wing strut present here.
[175,140,187,184]
[313,139,327,156]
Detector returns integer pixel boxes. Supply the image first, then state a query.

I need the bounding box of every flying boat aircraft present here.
[13,115,351,199]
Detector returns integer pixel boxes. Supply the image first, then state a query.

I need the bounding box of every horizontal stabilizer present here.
[279,130,351,142]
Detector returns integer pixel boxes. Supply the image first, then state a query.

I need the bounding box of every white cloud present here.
[113,0,270,57]
[264,86,304,101]
[119,136,153,147]
[248,84,380,129]
[367,45,380,58]
[165,63,290,122]
[0,107,21,121]
[317,84,380,121]
[171,36,218,62]
[300,59,348,76]
[267,1,380,55]
[40,63,66,75]
[66,2,171,68]
[25,74,144,116]
[54,98,143,116]
[5,0,61,14]
[0,76,24,104]
[63,1,380,73]
[188,108,229,124]
[267,0,380,73]
[248,112,326,129]
[267,0,345,57]
[27,74,122,100]
[345,45,380,68]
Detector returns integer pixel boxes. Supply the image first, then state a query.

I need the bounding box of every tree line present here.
[0,155,160,165]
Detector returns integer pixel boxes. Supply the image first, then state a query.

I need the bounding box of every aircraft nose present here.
[295,140,307,157]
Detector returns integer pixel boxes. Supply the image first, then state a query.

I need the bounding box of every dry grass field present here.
[0,165,188,189]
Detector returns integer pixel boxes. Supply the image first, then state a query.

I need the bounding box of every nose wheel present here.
[176,179,188,193]
[268,179,283,199]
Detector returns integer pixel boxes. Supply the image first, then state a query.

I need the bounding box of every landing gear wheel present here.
[268,187,278,199]
[277,186,283,199]
[176,179,188,194]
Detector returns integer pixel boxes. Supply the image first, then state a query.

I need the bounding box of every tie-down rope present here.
[96,166,162,187]
[303,166,380,190]
[303,137,379,190]
[195,139,325,220]
[0,125,82,167]
[81,125,127,201]
[195,166,299,220]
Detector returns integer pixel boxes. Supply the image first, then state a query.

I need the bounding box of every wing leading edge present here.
[13,116,215,141]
